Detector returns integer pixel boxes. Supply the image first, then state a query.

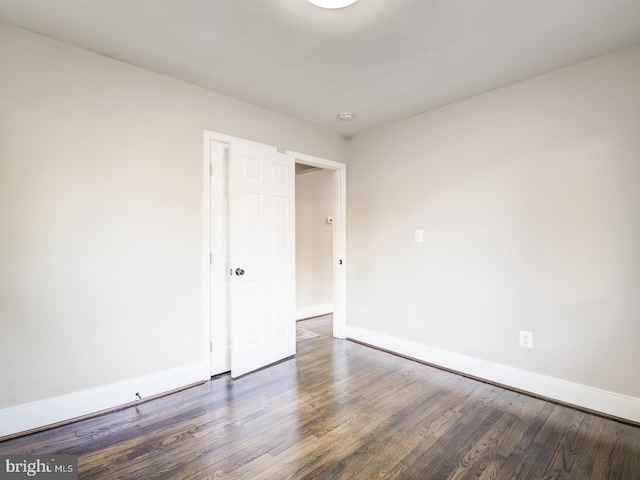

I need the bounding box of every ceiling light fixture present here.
[338,112,354,121]
[308,0,359,9]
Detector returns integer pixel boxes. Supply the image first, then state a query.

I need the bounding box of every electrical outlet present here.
[519,330,533,348]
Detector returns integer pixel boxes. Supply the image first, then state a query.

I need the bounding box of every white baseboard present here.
[347,325,640,423]
[0,362,208,438]
[296,303,333,321]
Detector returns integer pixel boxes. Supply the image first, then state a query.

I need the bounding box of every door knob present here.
[235,268,245,276]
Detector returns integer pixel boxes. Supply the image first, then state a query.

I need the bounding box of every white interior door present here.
[228,139,296,378]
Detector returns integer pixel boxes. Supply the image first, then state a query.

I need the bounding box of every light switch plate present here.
[414,229,424,243]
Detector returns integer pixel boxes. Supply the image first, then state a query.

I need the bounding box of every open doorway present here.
[286,150,347,341]
[295,165,334,321]
[204,131,347,377]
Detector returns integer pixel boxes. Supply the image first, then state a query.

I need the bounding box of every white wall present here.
[0,22,346,434]
[3,17,639,431]
[295,168,333,319]
[347,45,640,419]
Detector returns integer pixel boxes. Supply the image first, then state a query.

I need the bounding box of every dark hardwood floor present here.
[2,315,639,479]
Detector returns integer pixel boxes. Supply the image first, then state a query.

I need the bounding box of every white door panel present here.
[229,139,295,378]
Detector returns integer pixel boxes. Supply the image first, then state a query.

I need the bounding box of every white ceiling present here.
[1,0,640,137]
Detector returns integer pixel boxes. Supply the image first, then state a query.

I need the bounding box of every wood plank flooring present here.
[1,315,639,479]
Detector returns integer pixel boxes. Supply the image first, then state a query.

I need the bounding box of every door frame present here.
[203,131,347,376]
[286,150,347,340]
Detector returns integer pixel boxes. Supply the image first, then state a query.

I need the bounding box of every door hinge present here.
[209,163,213,176]
[210,341,213,353]
[209,253,213,264]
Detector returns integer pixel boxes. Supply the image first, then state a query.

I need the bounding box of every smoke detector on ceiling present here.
[308,0,359,9]
[338,112,354,121]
